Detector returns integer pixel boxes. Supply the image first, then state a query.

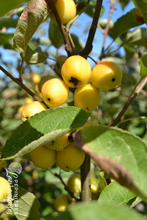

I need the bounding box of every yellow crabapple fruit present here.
[61,55,91,88]
[41,78,69,107]
[46,133,72,151]
[67,173,81,193]
[31,73,41,84]
[0,177,11,202]
[91,60,122,92]
[30,145,56,169]
[21,101,47,122]
[57,142,85,172]
[74,83,101,112]
[50,0,76,25]
[24,97,33,104]
[53,194,75,212]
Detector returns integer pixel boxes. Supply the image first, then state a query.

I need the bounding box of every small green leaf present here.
[21,45,48,64]
[98,181,135,205]
[140,53,147,77]
[50,201,146,220]
[0,18,18,29]
[122,28,147,47]
[2,106,90,160]
[48,21,63,49]
[13,0,50,53]
[0,33,14,45]
[13,187,40,220]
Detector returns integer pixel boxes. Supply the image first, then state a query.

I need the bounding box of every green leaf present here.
[50,201,146,220]
[119,0,130,9]
[13,187,40,220]
[0,0,28,17]
[0,33,14,45]
[98,181,135,205]
[21,45,48,64]
[84,1,104,18]
[131,0,147,24]
[140,53,147,77]
[111,8,144,39]
[80,125,147,195]
[2,106,90,160]
[0,18,18,29]
[13,0,50,53]
[48,21,63,49]
[122,28,147,47]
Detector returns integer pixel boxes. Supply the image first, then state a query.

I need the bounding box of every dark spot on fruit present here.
[51,140,55,145]
[47,97,51,101]
[26,117,29,119]
[112,78,115,82]
[68,133,73,142]
[69,77,80,87]
[86,107,90,111]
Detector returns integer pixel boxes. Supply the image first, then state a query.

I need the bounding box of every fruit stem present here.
[0,65,42,102]
[80,154,91,202]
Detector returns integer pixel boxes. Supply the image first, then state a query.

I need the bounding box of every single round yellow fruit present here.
[67,173,81,193]
[53,194,74,212]
[91,61,122,92]
[50,0,76,24]
[91,181,99,194]
[31,73,41,84]
[24,97,33,104]
[57,142,85,172]
[61,55,91,88]
[41,78,69,107]
[30,145,57,169]
[74,83,101,112]
[46,133,71,151]
[0,177,11,202]
[0,160,3,172]
[21,101,47,122]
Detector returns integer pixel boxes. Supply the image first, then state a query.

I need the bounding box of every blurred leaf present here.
[0,18,18,29]
[71,34,84,52]
[131,0,147,24]
[2,106,90,160]
[80,125,147,195]
[13,0,50,53]
[84,1,104,18]
[13,187,40,220]
[48,21,63,49]
[140,53,147,77]
[0,33,14,45]
[0,0,28,17]
[50,201,146,220]
[22,45,48,64]
[119,0,130,9]
[122,28,147,47]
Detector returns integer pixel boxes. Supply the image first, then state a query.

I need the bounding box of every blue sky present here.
[0,0,137,78]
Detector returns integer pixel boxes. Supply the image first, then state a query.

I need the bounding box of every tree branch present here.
[79,0,103,57]
[46,0,75,56]
[110,77,147,126]
[0,65,42,102]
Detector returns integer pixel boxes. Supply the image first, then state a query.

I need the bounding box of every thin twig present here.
[110,77,147,126]
[99,0,116,59]
[79,0,103,57]
[0,65,42,102]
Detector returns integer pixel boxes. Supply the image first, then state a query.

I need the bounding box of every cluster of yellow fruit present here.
[53,172,99,212]
[33,55,122,113]
[0,177,11,216]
